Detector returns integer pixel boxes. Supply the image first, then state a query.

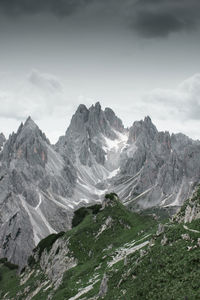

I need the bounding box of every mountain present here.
[55,102,128,201]
[0,117,77,268]
[0,191,199,299]
[56,102,200,211]
[1,102,200,268]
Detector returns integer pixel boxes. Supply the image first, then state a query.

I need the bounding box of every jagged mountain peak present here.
[65,102,124,139]
[89,101,102,113]
[15,117,38,137]
[24,116,38,129]
[1,117,50,166]
[15,117,49,145]
[56,102,127,173]
[128,115,157,144]
[144,115,152,124]
[104,107,124,133]
[76,103,88,114]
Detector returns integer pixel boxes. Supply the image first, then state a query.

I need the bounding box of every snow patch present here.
[102,130,128,153]
[107,167,120,179]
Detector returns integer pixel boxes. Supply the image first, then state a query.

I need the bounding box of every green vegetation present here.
[34,231,65,258]
[72,204,102,227]
[105,192,118,200]
[105,219,200,299]
[0,191,200,299]
[0,260,20,299]
[46,193,157,300]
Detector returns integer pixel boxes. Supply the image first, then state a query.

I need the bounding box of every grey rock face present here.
[161,235,168,246]
[34,238,77,289]
[98,273,108,298]
[114,117,200,210]
[56,102,125,167]
[0,117,76,268]
[184,202,200,223]
[56,103,200,213]
[181,234,190,241]
[156,224,165,236]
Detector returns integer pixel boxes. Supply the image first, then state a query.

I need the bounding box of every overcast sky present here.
[1,0,200,143]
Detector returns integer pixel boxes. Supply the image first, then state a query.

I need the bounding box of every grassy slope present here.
[53,196,156,300]
[0,260,20,299]
[104,219,200,300]
[0,191,200,300]
[0,195,157,300]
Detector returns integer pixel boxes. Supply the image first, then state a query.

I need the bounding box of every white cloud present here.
[28,69,63,93]
[1,71,200,143]
[0,69,66,119]
[131,73,200,139]
[0,69,78,142]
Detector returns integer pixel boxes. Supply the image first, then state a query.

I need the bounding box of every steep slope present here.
[0,193,157,300]
[115,119,200,210]
[55,102,128,202]
[1,190,200,300]
[56,102,200,210]
[0,118,77,267]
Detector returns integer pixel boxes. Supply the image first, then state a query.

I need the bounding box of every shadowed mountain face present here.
[1,102,200,267]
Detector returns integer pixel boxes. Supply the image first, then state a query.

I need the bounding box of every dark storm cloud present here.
[0,0,93,17]
[132,0,200,38]
[133,11,184,38]
[0,0,200,38]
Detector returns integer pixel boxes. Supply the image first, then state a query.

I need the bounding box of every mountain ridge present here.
[1,102,200,268]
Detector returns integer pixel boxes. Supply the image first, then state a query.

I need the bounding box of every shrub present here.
[34,231,65,258]
[27,255,36,267]
[0,258,18,270]
[105,193,118,200]
[4,261,18,270]
[72,207,90,228]
[72,204,102,228]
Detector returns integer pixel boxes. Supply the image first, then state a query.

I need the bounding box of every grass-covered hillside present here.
[0,191,200,299]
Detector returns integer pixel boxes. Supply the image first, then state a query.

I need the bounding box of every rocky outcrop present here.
[156,224,165,236]
[34,238,77,289]
[173,187,200,224]
[98,273,108,298]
